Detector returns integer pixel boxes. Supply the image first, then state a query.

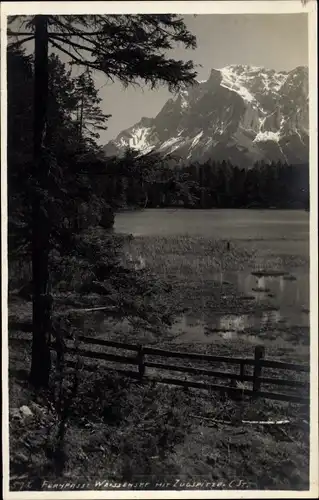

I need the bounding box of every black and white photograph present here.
[1,0,318,497]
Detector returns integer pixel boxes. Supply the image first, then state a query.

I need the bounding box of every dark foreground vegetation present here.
[9,354,309,491]
[8,231,310,490]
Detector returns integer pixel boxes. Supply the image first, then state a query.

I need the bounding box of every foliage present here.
[8,14,197,91]
[73,68,111,141]
[96,148,200,209]
[7,47,113,260]
[104,155,309,210]
[7,48,188,340]
[50,228,179,339]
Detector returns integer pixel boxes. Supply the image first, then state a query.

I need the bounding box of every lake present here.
[113,209,309,343]
[115,208,309,244]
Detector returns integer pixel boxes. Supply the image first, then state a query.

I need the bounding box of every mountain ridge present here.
[103,64,309,167]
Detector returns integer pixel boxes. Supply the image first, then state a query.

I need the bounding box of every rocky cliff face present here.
[104,65,308,167]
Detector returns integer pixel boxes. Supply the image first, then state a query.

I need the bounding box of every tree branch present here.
[48,16,106,39]
[49,38,100,71]
[49,34,118,81]
[50,34,93,59]
[7,31,34,36]
[50,31,106,37]
[48,34,100,46]
[7,29,105,37]
[8,35,35,48]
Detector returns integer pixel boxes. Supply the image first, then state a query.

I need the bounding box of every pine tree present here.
[73,68,111,142]
[8,14,197,387]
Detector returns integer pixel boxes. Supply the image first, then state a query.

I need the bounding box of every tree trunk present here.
[79,93,84,139]
[29,15,52,388]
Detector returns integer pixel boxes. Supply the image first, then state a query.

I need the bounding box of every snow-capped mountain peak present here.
[104,65,308,167]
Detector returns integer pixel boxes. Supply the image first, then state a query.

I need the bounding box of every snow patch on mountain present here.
[218,65,290,103]
[178,88,191,110]
[294,128,306,145]
[273,73,289,91]
[126,126,153,153]
[219,66,256,103]
[260,73,271,92]
[181,101,188,110]
[254,130,281,143]
[259,116,267,129]
[159,136,183,151]
[190,131,204,149]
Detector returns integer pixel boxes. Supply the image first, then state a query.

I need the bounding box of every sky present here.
[93,14,309,144]
[11,13,308,145]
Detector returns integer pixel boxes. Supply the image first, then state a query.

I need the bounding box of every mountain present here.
[103,65,309,167]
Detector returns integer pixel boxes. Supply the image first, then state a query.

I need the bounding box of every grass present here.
[9,355,309,491]
[125,236,308,274]
[8,232,310,491]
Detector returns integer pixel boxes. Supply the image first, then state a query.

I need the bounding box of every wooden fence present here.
[50,334,310,405]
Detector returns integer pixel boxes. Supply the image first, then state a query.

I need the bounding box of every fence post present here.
[137,345,145,380]
[253,346,265,398]
[239,361,245,382]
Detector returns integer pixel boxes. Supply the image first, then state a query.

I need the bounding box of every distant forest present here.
[106,158,309,211]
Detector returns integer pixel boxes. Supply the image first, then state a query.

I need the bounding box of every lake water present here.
[115,208,309,245]
[168,269,309,344]
[113,209,310,343]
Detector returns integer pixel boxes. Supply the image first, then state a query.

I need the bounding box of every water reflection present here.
[261,309,282,325]
[73,266,309,346]
[257,276,266,290]
[223,268,309,311]
[171,268,309,344]
[219,315,247,332]
[220,330,261,344]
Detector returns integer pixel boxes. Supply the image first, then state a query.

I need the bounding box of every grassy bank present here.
[8,234,310,490]
[9,358,309,491]
[125,235,308,276]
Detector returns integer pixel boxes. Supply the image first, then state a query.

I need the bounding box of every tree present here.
[7,14,197,387]
[74,68,111,142]
[7,46,114,271]
[7,47,34,258]
[106,148,197,208]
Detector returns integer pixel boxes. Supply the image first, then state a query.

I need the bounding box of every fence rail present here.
[9,331,309,404]
[58,334,309,405]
